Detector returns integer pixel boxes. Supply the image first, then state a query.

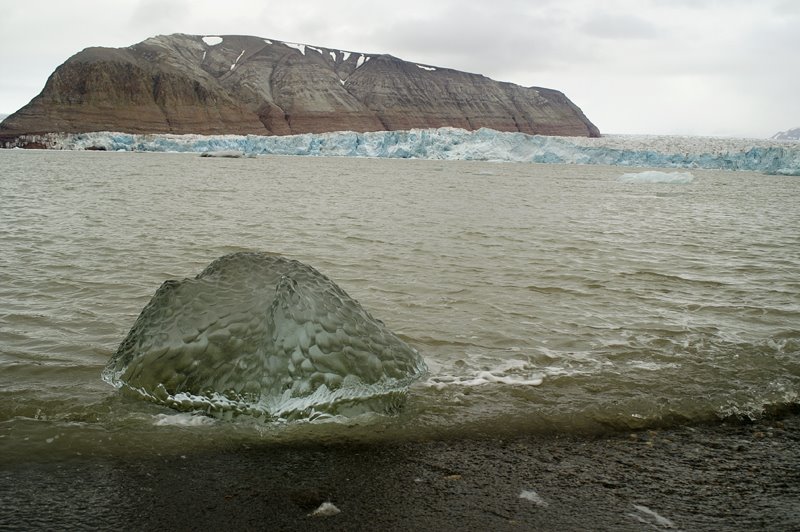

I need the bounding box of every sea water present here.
[1,150,798,463]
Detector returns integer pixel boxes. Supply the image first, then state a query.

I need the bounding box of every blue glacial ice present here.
[45,127,800,175]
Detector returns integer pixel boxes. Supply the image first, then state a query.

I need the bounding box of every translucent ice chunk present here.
[618,170,695,183]
[102,252,428,420]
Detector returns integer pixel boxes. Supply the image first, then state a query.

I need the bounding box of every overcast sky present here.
[1,0,797,137]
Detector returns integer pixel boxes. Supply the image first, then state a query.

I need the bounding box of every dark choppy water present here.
[1,150,798,462]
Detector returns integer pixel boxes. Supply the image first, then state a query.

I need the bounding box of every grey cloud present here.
[0,0,797,136]
[580,12,661,40]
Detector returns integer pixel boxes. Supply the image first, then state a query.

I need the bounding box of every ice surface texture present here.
[102,252,428,420]
[43,127,800,175]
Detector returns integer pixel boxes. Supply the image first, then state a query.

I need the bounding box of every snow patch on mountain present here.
[284,42,306,55]
[202,36,222,46]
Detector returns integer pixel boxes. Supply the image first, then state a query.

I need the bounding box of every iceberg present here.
[618,170,695,184]
[21,127,800,175]
[102,252,428,421]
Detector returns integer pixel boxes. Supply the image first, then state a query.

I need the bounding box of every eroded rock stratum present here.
[1,33,599,141]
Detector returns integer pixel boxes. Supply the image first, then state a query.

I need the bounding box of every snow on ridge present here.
[416,64,436,71]
[230,49,245,70]
[32,128,800,176]
[308,46,323,54]
[356,54,370,68]
[202,36,223,46]
[284,42,306,55]
[341,51,351,61]
[329,51,337,62]
[264,39,273,45]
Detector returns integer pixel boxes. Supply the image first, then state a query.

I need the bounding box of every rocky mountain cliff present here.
[0,33,600,142]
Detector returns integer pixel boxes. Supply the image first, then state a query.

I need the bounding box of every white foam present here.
[464,371,544,386]
[202,36,223,46]
[153,413,216,426]
[425,357,545,389]
[627,360,681,371]
[618,170,695,184]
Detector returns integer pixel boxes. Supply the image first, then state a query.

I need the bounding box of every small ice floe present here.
[519,489,549,507]
[199,150,245,158]
[627,504,676,529]
[618,170,695,184]
[309,501,341,517]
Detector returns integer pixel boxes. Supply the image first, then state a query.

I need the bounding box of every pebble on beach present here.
[310,501,341,517]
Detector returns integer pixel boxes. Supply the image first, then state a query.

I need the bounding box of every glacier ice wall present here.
[102,252,428,421]
[30,127,800,175]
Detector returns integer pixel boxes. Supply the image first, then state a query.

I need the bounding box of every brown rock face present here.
[0,34,600,141]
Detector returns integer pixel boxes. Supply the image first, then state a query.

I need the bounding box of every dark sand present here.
[2,414,799,531]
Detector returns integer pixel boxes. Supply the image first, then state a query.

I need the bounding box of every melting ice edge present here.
[21,127,800,175]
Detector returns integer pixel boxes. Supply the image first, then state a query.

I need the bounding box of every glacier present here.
[20,127,800,175]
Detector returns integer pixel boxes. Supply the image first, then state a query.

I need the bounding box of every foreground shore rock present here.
[0,33,599,143]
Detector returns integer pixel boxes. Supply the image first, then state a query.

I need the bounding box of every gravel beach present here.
[3,413,799,531]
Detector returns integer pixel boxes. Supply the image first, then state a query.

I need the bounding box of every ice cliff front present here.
[15,127,800,175]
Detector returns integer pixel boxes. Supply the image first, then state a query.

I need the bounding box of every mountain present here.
[0,34,599,143]
[772,128,800,141]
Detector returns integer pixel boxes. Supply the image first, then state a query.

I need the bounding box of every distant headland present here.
[0,33,599,145]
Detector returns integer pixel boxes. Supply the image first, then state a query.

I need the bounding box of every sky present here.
[1,0,797,138]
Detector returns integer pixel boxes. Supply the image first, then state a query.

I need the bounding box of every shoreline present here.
[3,414,799,530]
